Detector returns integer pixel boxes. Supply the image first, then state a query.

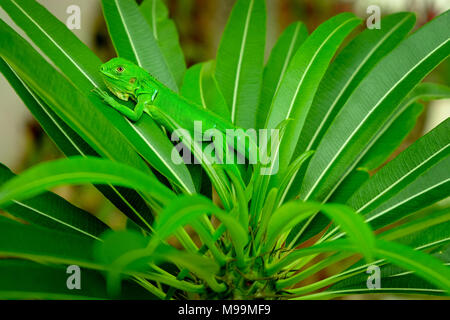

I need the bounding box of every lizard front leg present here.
[93,88,152,122]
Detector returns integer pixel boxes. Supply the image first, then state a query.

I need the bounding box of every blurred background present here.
[0,0,449,299]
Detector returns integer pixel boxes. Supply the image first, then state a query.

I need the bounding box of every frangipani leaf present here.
[215,0,266,129]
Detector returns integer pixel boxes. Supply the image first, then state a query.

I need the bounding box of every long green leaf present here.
[348,119,450,221]
[215,0,266,129]
[374,239,450,293]
[330,254,448,296]
[251,14,361,220]
[363,156,449,230]
[0,162,108,240]
[326,209,450,296]
[327,157,450,242]
[140,0,186,89]
[257,21,308,129]
[0,215,98,268]
[0,157,175,213]
[358,82,450,171]
[358,102,424,171]
[329,155,449,242]
[0,58,94,158]
[323,101,423,204]
[327,169,370,204]
[0,259,155,299]
[181,61,231,120]
[382,208,450,249]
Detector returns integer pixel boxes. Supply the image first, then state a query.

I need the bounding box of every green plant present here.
[0,0,449,300]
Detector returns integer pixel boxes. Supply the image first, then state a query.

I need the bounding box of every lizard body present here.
[94,58,235,134]
[93,58,256,159]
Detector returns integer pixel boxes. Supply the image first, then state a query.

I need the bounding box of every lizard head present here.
[99,57,144,101]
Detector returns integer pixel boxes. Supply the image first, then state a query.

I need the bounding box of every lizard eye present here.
[116,66,124,73]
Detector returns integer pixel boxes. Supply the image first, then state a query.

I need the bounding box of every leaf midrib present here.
[128,119,194,194]
[12,200,101,241]
[231,0,254,123]
[273,23,302,97]
[151,0,158,40]
[366,178,450,223]
[0,171,162,205]
[358,143,450,213]
[376,247,450,288]
[115,0,142,66]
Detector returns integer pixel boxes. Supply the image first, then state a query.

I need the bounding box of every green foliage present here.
[0,0,449,300]
[215,0,266,129]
